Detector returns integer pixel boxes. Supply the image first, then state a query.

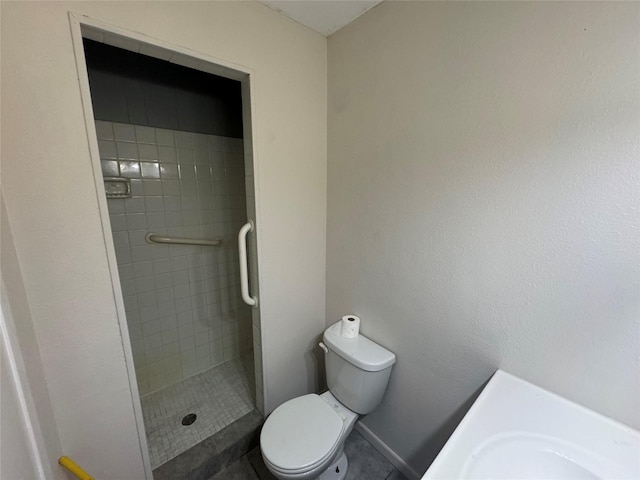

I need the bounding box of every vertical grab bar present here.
[238,220,257,307]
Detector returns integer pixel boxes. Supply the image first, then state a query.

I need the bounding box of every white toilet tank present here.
[322,322,396,414]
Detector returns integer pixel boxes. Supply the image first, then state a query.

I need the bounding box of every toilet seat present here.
[261,394,345,475]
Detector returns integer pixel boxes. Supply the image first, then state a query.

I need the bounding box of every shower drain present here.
[181,413,197,426]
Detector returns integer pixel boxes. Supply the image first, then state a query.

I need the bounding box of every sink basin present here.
[422,371,639,479]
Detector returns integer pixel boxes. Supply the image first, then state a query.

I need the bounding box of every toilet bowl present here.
[260,392,358,480]
[260,321,396,480]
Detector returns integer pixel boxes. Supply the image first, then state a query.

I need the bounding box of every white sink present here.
[423,370,639,479]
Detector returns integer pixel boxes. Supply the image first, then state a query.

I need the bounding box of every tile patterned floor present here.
[141,352,255,468]
[210,430,409,480]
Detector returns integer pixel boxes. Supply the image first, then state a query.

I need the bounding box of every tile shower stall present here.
[97,121,255,466]
[98,121,251,394]
[84,39,261,469]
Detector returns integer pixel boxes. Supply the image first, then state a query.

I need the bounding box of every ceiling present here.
[261,0,384,36]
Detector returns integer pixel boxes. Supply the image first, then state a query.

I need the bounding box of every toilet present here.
[260,321,396,480]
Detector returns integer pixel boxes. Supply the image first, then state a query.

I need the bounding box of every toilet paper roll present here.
[341,315,360,338]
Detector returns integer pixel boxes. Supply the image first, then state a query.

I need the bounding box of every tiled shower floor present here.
[141,352,255,469]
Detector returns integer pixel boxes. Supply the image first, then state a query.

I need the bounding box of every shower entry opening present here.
[72,16,263,477]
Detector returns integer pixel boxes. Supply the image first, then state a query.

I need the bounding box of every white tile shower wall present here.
[96,120,252,395]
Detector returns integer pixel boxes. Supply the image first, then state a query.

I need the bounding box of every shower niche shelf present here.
[104,177,131,198]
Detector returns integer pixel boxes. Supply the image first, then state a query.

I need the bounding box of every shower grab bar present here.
[59,456,94,480]
[238,220,257,307]
[145,233,222,247]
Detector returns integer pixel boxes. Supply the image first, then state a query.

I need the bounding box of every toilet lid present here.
[261,394,344,472]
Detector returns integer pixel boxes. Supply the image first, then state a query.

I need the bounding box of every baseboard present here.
[354,422,422,480]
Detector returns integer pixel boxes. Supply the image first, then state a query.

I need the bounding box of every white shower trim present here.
[0,281,52,480]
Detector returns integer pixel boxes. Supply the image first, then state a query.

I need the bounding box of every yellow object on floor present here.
[58,456,94,480]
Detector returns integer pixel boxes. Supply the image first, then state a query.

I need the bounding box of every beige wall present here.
[327,1,639,475]
[1,1,326,478]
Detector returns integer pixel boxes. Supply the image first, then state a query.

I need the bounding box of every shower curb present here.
[152,409,264,480]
